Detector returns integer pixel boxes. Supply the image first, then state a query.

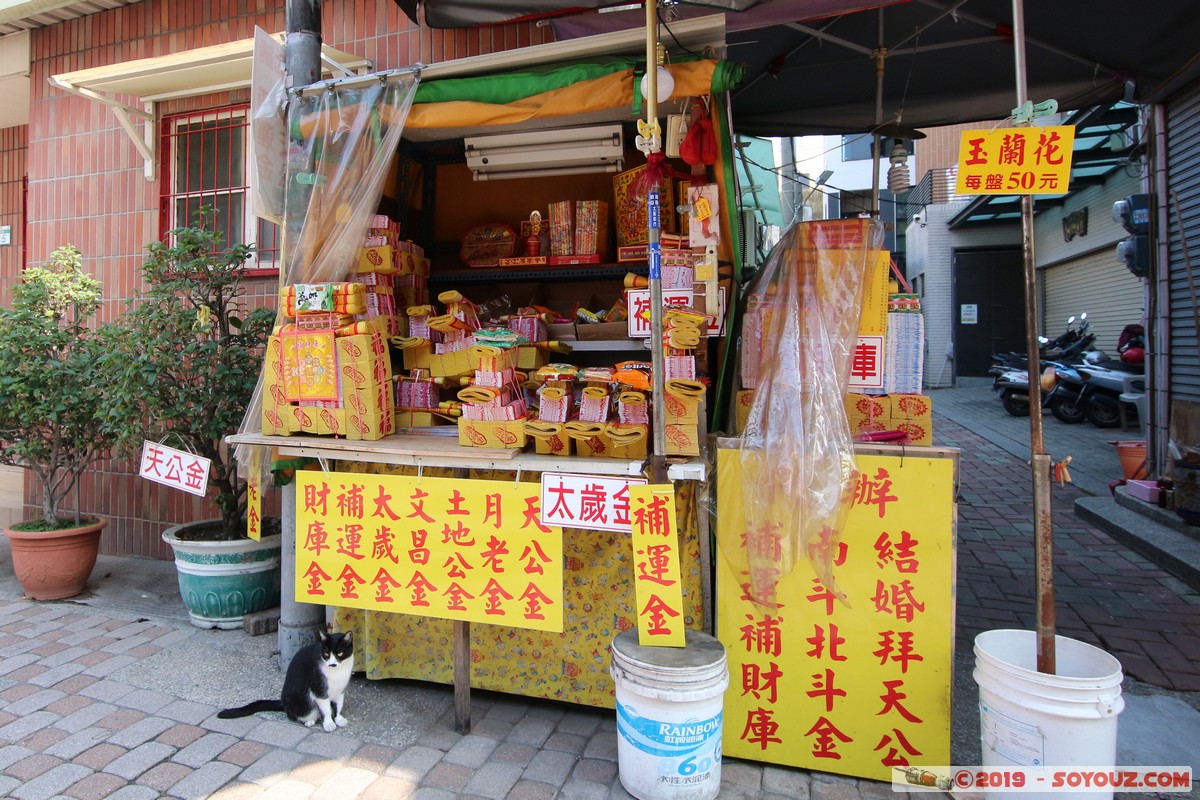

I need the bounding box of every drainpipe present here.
[278,0,327,671]
[1151,104,1169,478]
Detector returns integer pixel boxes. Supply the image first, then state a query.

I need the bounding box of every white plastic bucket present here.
[610,628,729,800]
[974,630,1125,800]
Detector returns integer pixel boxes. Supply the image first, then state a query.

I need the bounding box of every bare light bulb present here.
[887,141,911,194]
[640,65,675,103]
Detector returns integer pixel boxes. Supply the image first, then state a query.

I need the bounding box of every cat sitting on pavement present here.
[218,630,354,732]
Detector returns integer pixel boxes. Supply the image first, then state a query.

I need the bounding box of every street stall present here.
[229,8,958,789]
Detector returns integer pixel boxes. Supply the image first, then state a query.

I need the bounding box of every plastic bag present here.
[734,219,884,607]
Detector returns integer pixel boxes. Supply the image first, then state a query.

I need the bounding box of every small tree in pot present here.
[0,245,118,599]
[104,209,279,628]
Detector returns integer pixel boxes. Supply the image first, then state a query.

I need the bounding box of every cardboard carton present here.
[458,418,528,449]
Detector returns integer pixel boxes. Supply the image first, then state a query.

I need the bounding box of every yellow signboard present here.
[955,125,1075,195]
[246,447,263,541]
[629,484,686,647]
[717,450,955,781]
[296,470,564,632]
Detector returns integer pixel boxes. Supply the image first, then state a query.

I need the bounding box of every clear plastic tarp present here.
[733,218,884,607]
[236,69,420,473]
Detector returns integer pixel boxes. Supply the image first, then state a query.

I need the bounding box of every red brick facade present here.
[4,0,550,557]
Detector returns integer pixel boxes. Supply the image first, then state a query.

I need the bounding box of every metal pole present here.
[870,10,884,216]
[1012,0,1055,674]
[279,0,327,671]
[646,0,668,484]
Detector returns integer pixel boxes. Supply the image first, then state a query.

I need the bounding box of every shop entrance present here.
[953,248,1025,377]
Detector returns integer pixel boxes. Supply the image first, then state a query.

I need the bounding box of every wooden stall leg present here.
[454,619,472,733]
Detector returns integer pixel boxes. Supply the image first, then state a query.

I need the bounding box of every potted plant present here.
[0,245,118,600]
[104,208,279,629]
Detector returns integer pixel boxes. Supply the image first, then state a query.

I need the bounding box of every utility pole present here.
[278,0,326,671]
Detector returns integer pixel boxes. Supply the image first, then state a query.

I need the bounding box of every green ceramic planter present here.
[162,522,282,630]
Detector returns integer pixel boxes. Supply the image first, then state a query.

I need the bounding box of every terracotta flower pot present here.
[4,518,107,600]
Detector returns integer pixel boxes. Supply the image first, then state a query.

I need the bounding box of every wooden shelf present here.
[429,262,647,284]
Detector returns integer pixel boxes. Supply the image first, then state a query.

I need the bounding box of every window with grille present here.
[160,106,279,272]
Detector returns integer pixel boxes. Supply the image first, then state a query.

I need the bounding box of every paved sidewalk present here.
[0,386,1196,799]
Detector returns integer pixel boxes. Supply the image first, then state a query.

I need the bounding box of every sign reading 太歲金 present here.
[539,473,645,533]
[717,451,955,781]
[296,470,563,632]
[630,484,686,647]
[955,125,1075,195]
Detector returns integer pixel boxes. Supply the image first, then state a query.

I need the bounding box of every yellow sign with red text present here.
[295,471,563,631]
[630,484,686,647]
[955,125,1075,195]
[717,451,954,781]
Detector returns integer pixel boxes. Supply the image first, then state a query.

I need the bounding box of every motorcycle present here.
[991,314,1094,370]
[993,361,1083,421]
[1076,358,1144,428]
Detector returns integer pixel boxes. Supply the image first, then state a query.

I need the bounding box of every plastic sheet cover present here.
[236,70,420,471]
[734,219,884,607]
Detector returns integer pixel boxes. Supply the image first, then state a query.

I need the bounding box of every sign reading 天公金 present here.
[955,125,1075,195]
[138,440,211,497]
[296,470,564,632]
[630,484,686,647]
[717,451,955,782]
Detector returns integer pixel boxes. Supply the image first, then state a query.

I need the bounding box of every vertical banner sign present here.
[138,440,211,497]
[955,126,1075,195]
[629,484,685,647]
[717,451,955,782]
[296,470,564,632]
[246,448,264,541]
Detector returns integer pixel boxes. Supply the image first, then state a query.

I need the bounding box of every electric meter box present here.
[1113,193,1151,235]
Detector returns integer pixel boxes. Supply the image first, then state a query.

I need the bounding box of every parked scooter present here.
[993,362,1082,420]
[1075,358,1144,428]
[991,314,1094,370]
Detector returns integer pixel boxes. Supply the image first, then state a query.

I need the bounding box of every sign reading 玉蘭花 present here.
[955,126,1075,195]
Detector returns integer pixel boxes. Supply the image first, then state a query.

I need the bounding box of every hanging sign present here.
[630,484,686,646]
[246,448,264,541]
[955,126,1075,195]
[539,473,645,533]
[717,451,955,781]
[138,440,211,497]
[296,470,564,632]
[627,288,726,337]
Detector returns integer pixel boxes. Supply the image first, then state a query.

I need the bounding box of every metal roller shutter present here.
[1043,250,1145,360]
[1167,81,1200,402]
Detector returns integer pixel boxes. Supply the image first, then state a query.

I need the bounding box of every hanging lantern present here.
[640,42,675,104]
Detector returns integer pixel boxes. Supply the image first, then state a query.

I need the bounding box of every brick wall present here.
[0,125,25,305]
[18,0,551,557]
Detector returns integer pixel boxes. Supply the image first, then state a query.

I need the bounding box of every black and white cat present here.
[218,630,354,732]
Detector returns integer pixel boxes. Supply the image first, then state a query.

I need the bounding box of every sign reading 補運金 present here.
[296,470,563,632]
[717,451,955,781]
[955,125,1075,195]
[630,484,686,647]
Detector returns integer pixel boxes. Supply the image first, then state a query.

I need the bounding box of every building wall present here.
[903,203,1021,387]
[14,0,550,557]
[0,124,24,304]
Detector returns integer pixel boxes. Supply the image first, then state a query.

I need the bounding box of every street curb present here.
[1075,494,1200,591]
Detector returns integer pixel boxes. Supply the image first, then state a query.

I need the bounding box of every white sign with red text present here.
[626,288,726,338]
[139,440,211,497]
[539,473,646,533]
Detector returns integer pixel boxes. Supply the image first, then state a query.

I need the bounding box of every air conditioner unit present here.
[464,124,624,181]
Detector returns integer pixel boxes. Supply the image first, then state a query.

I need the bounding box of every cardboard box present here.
[357,245,396,274]
[1126,480,1160,504]
[525,422,572,456]
[606,424,648,460]
[664,423,700,457]
[515,345,550,371]
[735,389,755,435]
[394,411,450,429]
[458,418,528,449]
[576,321,628,341]
[892,419,932,446]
